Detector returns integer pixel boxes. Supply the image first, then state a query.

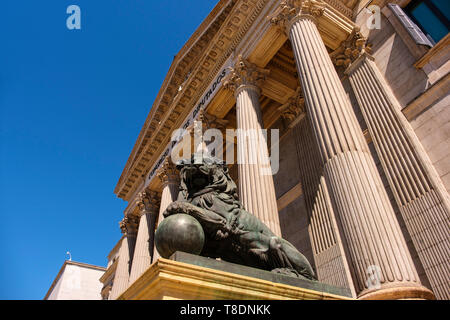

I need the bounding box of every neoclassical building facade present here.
[101,0,450,300]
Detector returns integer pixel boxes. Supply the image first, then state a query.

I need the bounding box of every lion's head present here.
[176,153,239,203]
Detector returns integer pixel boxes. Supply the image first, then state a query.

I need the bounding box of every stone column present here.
[128,190,160,285]
[270,0,433,299]
[223,55,281,236]
[281,89,355,294]
[346,51,450,299]
[109,216,138,300]
[153,159,180,260]
[291,115,356,294]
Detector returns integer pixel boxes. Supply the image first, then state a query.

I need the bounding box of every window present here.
[404,0,450,44]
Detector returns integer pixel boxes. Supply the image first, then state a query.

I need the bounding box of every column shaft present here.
[109,216,138,299]
[128,191,159,284]
[128,212,156,284]
[236,85,281,236]
[293,118,355,294]
[109,236,133,299]
[153,160,179,260]
[286,10,431,298]
[347,53,450,299]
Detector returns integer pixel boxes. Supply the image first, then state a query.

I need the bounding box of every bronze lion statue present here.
[163,154,316,280]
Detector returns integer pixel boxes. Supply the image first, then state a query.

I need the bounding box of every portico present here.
[105,0,449,300]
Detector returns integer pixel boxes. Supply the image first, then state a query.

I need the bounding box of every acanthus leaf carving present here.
[136,190,160,215]
[119,215,140,236]
[223,54,270,93]
[156,158,179,186]
[330,28,372,68]
[278,87,306,128]
[268,0,326,34]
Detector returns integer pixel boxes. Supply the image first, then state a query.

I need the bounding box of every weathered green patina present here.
[160,153,316,280]
[155,213,205,258]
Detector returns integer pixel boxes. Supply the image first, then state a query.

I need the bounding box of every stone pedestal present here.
[118,252,352,300]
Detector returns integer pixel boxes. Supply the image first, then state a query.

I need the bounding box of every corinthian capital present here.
[119,215,139,236]
[278,87,306,128]
[330,28,371,68]
[136,190,160,215]
[223,55,269,95]
[269,0,326,32]
[156,158,179,186]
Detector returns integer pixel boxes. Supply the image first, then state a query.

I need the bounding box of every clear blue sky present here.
[0,0,218,300]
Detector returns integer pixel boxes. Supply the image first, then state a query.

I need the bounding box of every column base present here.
[358,284,435,300]
[118,252,352,300]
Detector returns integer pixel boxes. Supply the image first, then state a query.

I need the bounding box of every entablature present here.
[116,0,360,202]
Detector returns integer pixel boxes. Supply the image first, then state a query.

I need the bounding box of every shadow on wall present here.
[367,13,429,109]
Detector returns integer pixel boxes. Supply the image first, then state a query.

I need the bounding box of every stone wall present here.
[356,5,449,193]
[409,96,450,193]
[355,5,429,108]
[46,264,104,300]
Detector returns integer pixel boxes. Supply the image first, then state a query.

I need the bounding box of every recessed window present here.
[405,0,450,44]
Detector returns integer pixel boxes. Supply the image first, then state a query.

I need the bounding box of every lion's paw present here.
[164,201,186,217]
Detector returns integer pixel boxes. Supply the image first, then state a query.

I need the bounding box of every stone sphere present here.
[155,213,205,258]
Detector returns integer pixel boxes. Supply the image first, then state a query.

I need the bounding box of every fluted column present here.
[270,0,433,299]
[293,116,355,294]
[109,216,138,300]
[223,55,281,236]
[128,190,160,285]
[346,52,450,299]
[153,159,180,260]
[283,90,354,294]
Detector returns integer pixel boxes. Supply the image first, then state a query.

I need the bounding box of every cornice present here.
[141,0,269,185]
[323,0,354,18]
[114,0,233,199]
[115,0,359,202]
[116,0,268,201]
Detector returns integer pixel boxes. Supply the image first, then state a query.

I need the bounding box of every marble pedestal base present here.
[118,252,352,300]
